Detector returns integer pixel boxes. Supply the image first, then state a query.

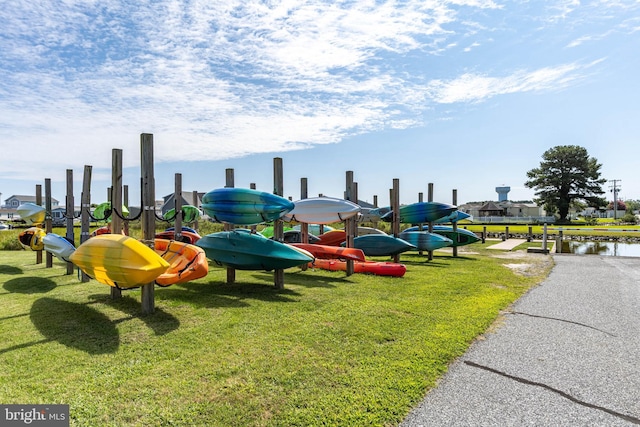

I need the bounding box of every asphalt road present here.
[400,254,640,426]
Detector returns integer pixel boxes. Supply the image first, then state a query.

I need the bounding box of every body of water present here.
[561,241,640,257]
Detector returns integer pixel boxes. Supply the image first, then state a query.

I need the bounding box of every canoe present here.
[315,230,347,246]
[43,233,76,262]
[398,230,453,251]
[350,234,416,256]
[18,227,46,251]
[380,202,457,224]
[69,235,170,289]
[201,188,294,225]
[155,230,202,244]
[92,202,129,221]
[16,203,46,225]
[154,239,209,286]
[310,258,406,277]
[290,243,366,261]
[434,210,472,224]
[432,226,482,247]
[196,230,314,271]
[163,205,201,223]
[283,197,360,224]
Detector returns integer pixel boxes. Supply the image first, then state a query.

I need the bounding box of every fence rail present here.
[471,216,556,224]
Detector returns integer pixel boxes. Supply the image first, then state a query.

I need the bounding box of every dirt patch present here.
[496,250,554,277]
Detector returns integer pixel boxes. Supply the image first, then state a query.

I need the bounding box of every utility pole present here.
[609,179,622,220]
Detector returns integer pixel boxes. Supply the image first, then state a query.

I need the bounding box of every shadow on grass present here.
[30,297,120,354]
[4,276,57,294]
[0,265,23,275]
[251,270,355,288]
[86,294,181,336]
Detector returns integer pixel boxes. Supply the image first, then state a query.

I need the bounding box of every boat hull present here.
[290,243,366,261]
[70,235,170,289]
[196,231,314,271]
[201,188,294,225]
[398,231,453,251]
[315,230,347,247]
[381,202,457,224]
[155,230,202,244]
[18,227,46,251]
[154,239,208,286]
[310,259,406,277]
[43,233,76,262]
[432,226,481,247]
[16,203,46,225]
[283,197,360,224]
[351,234,416,256]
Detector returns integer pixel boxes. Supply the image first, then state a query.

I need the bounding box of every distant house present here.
[3,194,60,209]
[478,201,504,217]
[160,191,205,216]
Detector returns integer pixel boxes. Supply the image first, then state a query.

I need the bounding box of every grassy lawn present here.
[0,242,552,426]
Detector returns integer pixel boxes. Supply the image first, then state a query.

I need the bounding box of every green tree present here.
[525,145,607,223]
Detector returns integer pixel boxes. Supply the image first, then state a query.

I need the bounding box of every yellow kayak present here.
[70,235,169,289]
[18,227,46,251]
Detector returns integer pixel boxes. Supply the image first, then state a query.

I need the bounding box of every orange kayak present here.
[155,230,202,244]
[154,239,209,286]
[309,258,406,277]
[290,243,365,261]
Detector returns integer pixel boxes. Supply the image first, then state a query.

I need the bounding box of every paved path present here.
[486,239,528,251]
[400,254,640,426]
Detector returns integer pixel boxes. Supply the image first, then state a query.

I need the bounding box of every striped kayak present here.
[432,226,482,247]
[310,258,406,277]
[154,239,208,286]
[196,230,314,271]
[201,188,294,226]
[380,202,457,224]
[398,230,453,251]
[434,210,472,223]
[70,235,169,289]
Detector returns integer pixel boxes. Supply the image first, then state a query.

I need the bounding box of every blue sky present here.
[1,1,639,207]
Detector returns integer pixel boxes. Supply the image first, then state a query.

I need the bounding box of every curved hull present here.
[434,210,472,223]
[290,243,366,261]
[432,226,481,247]
[398,231,453,251]
[381,202,457,224]
[16,203,46,225]
[43,233,76,261]
[315,230,347,247]
[351,234,416,256]
[196,231,314,271]
[310,259,406,277]
[202,188,294,226]
[155,230,202,244]
[163,205,201,223]
[18,227,46,251]
[154,239,209,286]
[70,235,170,289]
[284,197,360,224]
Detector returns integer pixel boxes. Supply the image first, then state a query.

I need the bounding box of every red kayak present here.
[315,230,347,246]
[310,258,406,277]
[290,243,366,261]
[155,230,201,244]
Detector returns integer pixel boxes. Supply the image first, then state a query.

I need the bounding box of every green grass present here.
[0,244,551,426]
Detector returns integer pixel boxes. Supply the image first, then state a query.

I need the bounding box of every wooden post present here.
[273,158,285,289]
[372,195,378,230]
[504,226,509,241]
[174,173,183,241]
[65,170,74,274]
[527,225,533,242]
[300,178,309,271]
[427,183,434,261]
[192,190,199,232]
[249,183,257,233]
[452,189,458,257]
[482,226,487,244]
[345,171,356,275]
[224,168,235,284]
[80,166,92,282]
[391,179,400,263]
[35,185,43,264]
[417,192,424,256]
[110,149,124,299]
[140,134,156,314]
[542,223,548,251]
[123,185,130,236]
[556,229,563,254]
[45,179,53,268]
